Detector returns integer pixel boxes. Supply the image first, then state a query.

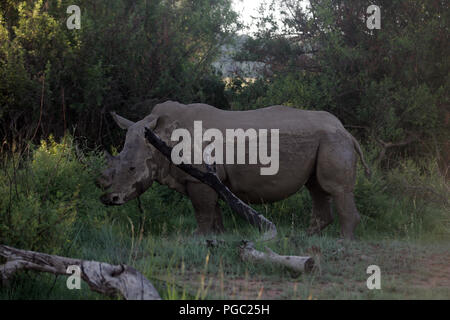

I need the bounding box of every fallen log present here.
[239,241,314,276]
[144,127,277,241]
[0,245,161,300]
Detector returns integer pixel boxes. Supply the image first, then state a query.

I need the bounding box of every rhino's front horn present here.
[110,111,135,129]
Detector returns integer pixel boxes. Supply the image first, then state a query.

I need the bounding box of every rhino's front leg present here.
[187,182,225,235]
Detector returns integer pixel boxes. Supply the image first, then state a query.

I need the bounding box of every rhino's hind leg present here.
[305,176,334,235]
[330,191,360,240]
[316,133,361,240]
[187,182,225,235]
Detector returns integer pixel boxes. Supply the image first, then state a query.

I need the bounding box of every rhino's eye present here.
[129,167,136,172]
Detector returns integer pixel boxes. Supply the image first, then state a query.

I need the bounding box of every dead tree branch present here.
[239,241,314,277]
[144,127,277,241]
[376,134,417,163]
[0,245,161,300]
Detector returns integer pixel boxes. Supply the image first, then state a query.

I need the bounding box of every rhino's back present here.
[152,101,348,203]
[152,101,344,134]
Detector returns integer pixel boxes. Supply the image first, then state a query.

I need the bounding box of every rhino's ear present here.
[144,114,176,130]
[144,115,179,144]
[110,111,135,130]
[146,115,159,130]
[163,119,180,138]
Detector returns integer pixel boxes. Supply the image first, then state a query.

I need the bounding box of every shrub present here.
[0,135,102,254]
[354,157,449,239]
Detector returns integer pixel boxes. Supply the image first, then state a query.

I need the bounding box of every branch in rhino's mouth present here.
[132,181,145,199]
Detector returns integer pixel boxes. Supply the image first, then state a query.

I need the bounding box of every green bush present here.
[354,157,449,239]
[0,135,104,254]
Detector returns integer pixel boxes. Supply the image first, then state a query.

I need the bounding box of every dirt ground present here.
[155,242,450,299]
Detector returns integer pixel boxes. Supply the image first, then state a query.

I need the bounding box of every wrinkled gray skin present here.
[97,101,371,239]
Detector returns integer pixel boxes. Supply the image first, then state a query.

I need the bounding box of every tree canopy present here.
[232,0,448,172]
[0,0,448,174]
[0,0,238,148]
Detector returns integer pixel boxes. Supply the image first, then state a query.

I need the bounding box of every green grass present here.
[4,199,450,300]
[2,212,449,300]
[3,217,448,300]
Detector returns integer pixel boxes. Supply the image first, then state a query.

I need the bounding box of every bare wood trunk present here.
[239,241,314,276]
[0,245,161,300]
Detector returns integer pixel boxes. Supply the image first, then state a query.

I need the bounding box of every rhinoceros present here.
[96,101,371,239]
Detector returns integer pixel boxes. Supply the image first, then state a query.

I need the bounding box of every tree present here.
[233,0,449,171]
[0,0,239,150]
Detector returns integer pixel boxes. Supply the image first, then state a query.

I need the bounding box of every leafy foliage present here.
[0,137,82,253]
[0,0,238,149]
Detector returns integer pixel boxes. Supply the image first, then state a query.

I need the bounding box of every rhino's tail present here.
[351,136,371,179]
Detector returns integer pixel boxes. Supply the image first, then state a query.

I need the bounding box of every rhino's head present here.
[97,112,160,205]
